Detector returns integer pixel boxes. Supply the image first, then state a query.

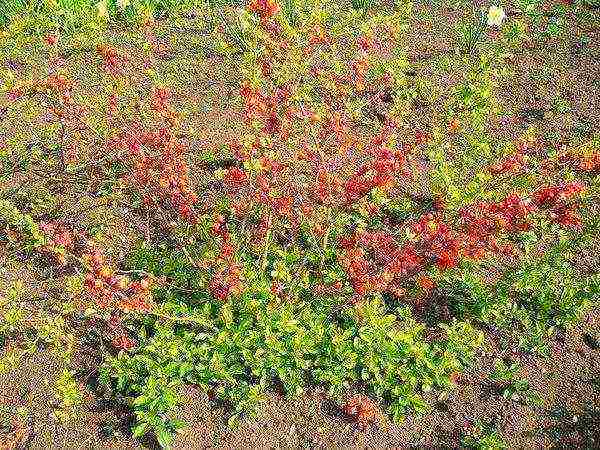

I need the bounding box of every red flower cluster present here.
[224,166,248,186]
[151,86,179,127]
[248,0,280,20]
[416,274,435,291]
[343,127,406,205]
[112,126,198,221]
[39,221,75,264]
[343,395,379,428]
[459,195,532,260]
[208,217,244,301]
[44,33,58,46]
[460,184,585,259]
[209,263,243,301]
[271,195,293,218]
[96,44,126,76]
[151,87,170,112]
[339,248,371,298]
[338,180,586,301]
[339,231,422,301]
[576,152,600,173]
[112,333,137,350]
[412,214,461,270]
[212,214,229,239]
[531,181,585,228]
[489,193,534,231]
[315,169,343,205]
[532,181,584,206]
[240,83,288,136]
[44,73,73,93]
[108,315,137,350]
[84,245,153,313]
[487,150,526,175]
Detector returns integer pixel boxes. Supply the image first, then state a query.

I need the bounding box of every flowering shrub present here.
[1,0,599,448]
[83,242,155,313]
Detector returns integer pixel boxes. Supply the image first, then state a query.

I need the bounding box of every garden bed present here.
[1,0,599,448]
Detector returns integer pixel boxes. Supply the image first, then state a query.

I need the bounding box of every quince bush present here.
[1,0,598,447]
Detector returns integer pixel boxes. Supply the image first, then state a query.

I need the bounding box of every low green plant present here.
[456,16,486,55]
[0,199,46,249]
[461,419,507,449]
[52,369,84,422]
[98,241,484,445]
[437,223,600,356]
[489,359,542,405]
[350,0,375,10]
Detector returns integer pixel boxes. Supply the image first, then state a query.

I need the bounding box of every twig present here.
[149,310,217,330]
[182,246,197,268]
[260,213,273,273]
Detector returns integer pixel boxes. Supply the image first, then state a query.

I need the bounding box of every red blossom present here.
[248,0,280,19]
[83,243,153,313]
[488,150,526,175]
[209,264,243,301]
[112,334,136,350]
[120,127,197,222]
[416,274,435,291]
[343,395,379,428]
[96,44,126,76]
[6,88,23,102]
[532,182,585,207]
[44,33,58,46]
[577,152,600,172]
[224,167,248,185]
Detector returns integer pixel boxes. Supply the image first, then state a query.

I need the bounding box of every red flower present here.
[416,274,435,291]
[343,395,379,428]
[535,184,575,207]
[577,152,600,172]
[448,118,460,134]
[209,264,242,301]
[151,86,171,113]
[272,195,293,217]
[415,130,431,145]
[248,0,280,20]
[488,150,525,175]
[265,112,281,135]
[270,281,283,295]
[44,33,58,46]
[219,242,235,262]
[212,215,227,237]
[224,167,247,185]
[113,334,136,350]
[96,44,126,76]
[550,204,582,229]
[357,35,373,51]
[6,88,23,102]
[436,251,457,270]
